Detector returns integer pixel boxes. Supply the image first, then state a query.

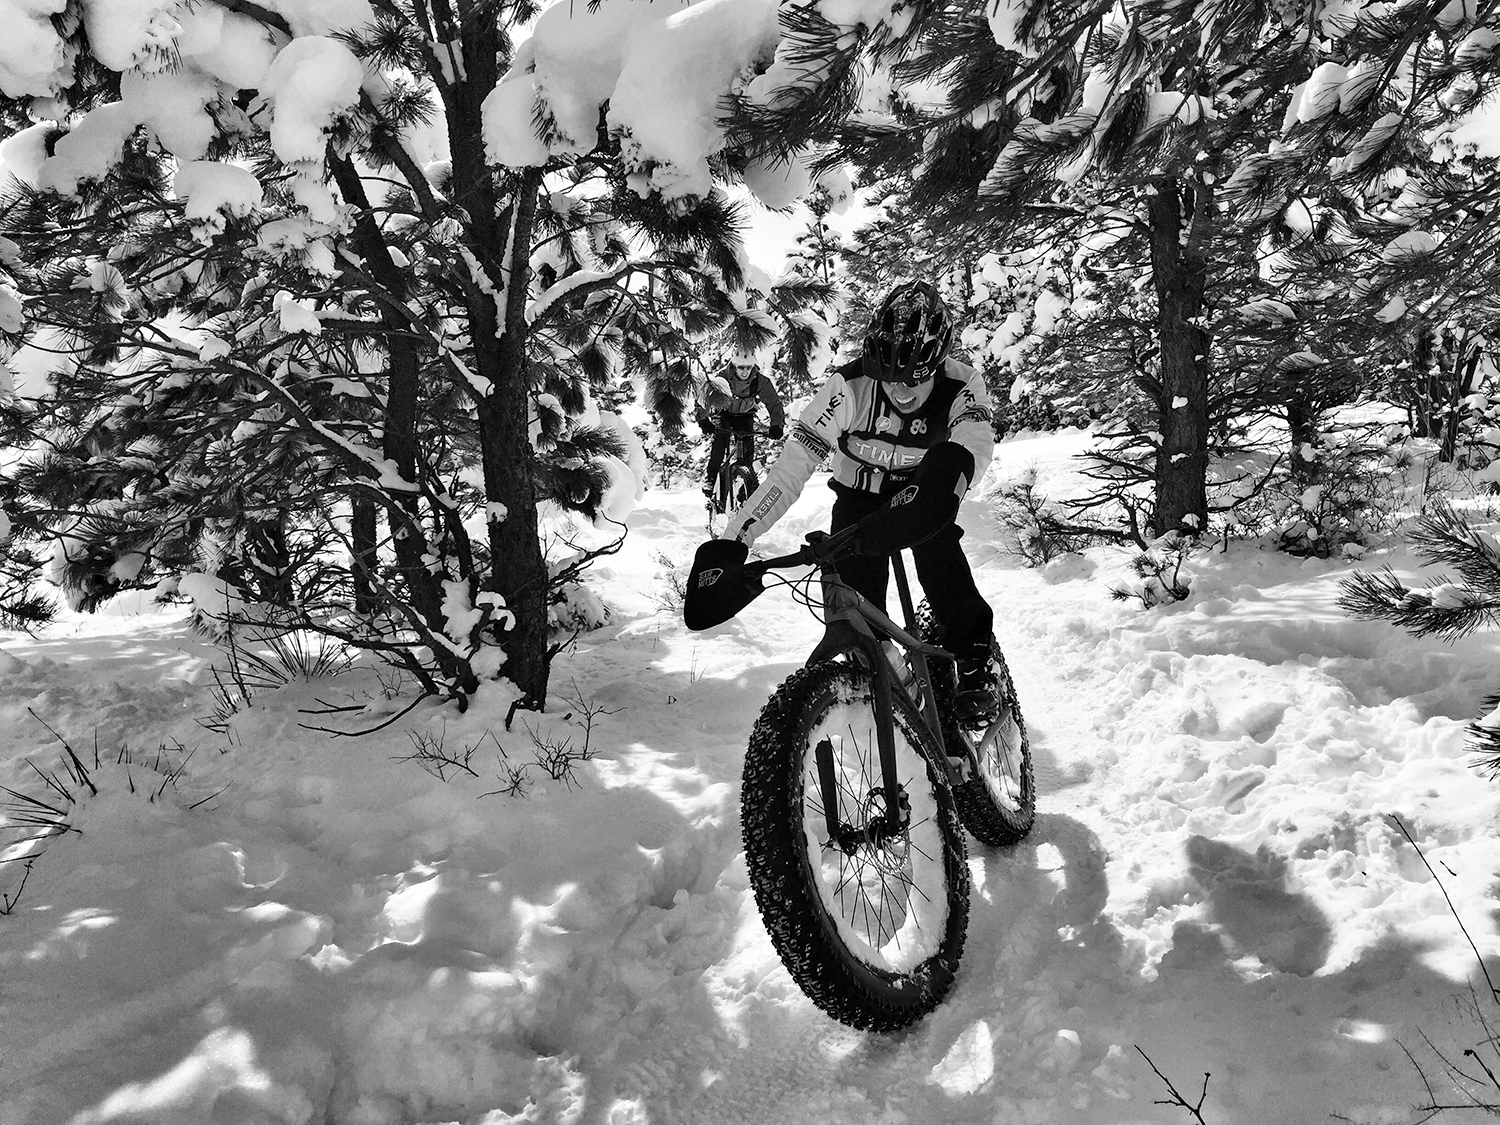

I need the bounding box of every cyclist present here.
[687,281,1000,725]
[694,350,786,507]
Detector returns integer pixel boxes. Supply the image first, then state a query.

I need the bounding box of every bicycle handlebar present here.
[744,526,859,578]
[741,525,953,668]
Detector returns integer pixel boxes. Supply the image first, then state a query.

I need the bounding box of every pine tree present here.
[786,185,844,290]
[0,4,786,710]
[838,182,938,336]
[726,0,1500,540]
[776,185,845,397]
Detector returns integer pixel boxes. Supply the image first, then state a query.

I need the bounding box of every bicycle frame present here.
[727,430,757,462]
[716,438,755,490]
[822,557,964,830]
[713,425,764,467]
[706,424,764,512]
[753,536,960,845]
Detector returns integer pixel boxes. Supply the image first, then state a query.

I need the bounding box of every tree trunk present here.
[442,15,553,709]
[960,254,975,336]
[481,171,550,709]
[330,156,460,687]
[1439,327,1481,462]
[350,498,378,614]
[1147,176,1212,538]
[378,331,451,642]
[244,514,291,605]
[1408,324,1439,439]
[1286,394,1321,492]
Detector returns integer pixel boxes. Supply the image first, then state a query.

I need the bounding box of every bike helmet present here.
[861,281,953,385]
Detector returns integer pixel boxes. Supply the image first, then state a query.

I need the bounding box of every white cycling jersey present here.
[724,356,994,546]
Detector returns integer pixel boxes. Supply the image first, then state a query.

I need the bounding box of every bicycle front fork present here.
[813,645,908,850]
[814,734,912,853]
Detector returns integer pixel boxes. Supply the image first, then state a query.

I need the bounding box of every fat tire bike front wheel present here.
[727,463,759,510]
[741,658,970,1032]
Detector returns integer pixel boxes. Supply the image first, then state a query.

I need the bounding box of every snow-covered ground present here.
[4,429,1500,1125]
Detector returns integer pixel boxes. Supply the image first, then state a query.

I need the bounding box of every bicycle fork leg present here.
[814,737,842,842]
[870,658,904,836]
[811,648,907,847]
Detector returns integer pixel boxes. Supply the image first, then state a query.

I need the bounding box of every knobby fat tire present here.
[714,463,733,515]
[741,660,970,1032]
[730,465,759,508]
[945,641,1036,845]
[916,604,1037,846]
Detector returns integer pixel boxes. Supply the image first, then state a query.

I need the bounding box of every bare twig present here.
[1389,812,1500,1001]
[300,699,367,715]
[0,859,36,915]
[478,731,531,798]
[561,679,620,760]
[298,692,427,736]
[1137,1047,1211,1124]
[395,725,481,781]
[1389,1037,1444,1125]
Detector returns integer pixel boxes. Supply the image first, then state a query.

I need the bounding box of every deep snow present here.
[4,429,1500,1125]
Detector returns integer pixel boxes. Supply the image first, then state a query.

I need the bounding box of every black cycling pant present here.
[705,414,755,486]
[828,482,993,663]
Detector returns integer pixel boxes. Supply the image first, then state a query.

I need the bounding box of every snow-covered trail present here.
[532,437,1500,1125]
[5,430,1500,1125]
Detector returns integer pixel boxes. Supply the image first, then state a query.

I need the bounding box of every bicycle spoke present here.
[831,861,859,901]
[907,836,937,866]
[874,868,909,945]
[812,715,930,950]
[859,874,881,944]
[869,878,897,949]
[905,877,934,907]
[840,858,875,940]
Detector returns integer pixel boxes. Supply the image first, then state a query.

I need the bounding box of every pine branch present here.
[1469,694,1500,781]
[1338,567,1500,642]
[1408,504,1500,592]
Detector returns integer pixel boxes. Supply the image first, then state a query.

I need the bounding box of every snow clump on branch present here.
[484,0,836,205]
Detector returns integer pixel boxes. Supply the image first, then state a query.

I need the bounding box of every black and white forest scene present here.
[3,1,1500,1122]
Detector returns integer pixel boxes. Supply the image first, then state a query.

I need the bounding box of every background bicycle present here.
[704,423,774,529]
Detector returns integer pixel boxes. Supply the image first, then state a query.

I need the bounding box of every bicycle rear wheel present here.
[918,605,1035,846]
[742,659,969,1031]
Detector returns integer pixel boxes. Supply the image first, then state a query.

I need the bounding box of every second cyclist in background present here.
[695,350,786,508]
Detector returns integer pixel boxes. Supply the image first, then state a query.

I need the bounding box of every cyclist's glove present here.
[768,425,784,440]
[852,441,975,556]
[684,538,764,630]
[696,412,714,436]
